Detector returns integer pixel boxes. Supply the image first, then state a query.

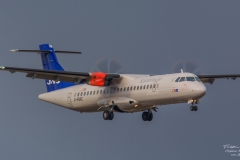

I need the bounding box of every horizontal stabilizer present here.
[10,49,82,54]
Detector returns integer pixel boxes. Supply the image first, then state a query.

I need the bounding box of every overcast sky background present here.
[0,1,240,159]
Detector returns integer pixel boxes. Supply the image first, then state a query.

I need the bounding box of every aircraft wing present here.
[197,74,240,84]
[0,66,120,84]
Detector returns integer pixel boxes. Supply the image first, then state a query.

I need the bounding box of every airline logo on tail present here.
[47,80,60,85]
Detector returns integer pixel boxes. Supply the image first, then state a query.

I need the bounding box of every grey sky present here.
[0,1,240,159]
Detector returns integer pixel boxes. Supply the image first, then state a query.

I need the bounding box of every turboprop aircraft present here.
[1,44,240,121]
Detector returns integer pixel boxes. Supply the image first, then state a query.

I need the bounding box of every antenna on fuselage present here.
[181,69,183,73]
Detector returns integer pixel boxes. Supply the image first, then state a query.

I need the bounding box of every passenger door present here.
[67,93,73,107]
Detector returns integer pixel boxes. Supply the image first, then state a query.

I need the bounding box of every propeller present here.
[94,57,123,73]
[172,60,202,74]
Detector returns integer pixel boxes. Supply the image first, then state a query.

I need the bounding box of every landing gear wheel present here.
[109,112,114,120]
[194,106,198,111]
[142,112,148,121]
[190,106,194,111]
[147,113,153,121]
[103,111,110,120]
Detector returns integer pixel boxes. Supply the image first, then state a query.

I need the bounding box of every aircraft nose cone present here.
[199,85,206,96]
[195,84,206,98]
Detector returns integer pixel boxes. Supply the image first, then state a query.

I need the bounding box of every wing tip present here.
[9,49,17,52]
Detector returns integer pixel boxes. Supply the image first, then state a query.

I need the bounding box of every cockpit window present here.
[179,77,186,82]
[186,77,195,81]
[175,77,180,82]
[195,77,201,82]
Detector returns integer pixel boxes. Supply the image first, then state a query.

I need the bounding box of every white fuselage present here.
[38,72,206,113]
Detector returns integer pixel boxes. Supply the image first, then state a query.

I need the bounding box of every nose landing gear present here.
[189,100,199,111]
[190,106,198,111]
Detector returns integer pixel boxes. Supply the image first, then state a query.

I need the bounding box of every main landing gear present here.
[189,100,199,111]
[103,111,114,120]
[103,101,115,120]
[142,110,153,121]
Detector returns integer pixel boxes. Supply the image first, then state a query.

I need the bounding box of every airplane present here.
[1,43,240,121]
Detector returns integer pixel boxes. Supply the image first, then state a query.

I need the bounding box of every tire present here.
[190,106,194,111]
[147,113,153,121]
[142,112,148,121]
[194,106,198,111]
[109,112,114,120]
[103,111,109,120]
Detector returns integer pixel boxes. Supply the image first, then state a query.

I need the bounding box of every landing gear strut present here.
[142,110,153,121]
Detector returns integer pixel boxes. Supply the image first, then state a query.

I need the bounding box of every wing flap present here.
[0,66,90,83]
[0,66,120,84]
[25,73,79,82]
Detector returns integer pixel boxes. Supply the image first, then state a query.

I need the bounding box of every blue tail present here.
[39,44,75,92]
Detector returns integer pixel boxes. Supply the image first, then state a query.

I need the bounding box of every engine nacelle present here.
[88,72,120,86]
[89,72,109,86]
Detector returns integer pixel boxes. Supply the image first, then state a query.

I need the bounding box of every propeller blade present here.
[109,58,123,73]
[96,57,109,73]
[185,60,198,73]
[172,61,183,73]
[194,71,202,75]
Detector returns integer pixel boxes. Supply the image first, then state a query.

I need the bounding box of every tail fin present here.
[39,44,76,92]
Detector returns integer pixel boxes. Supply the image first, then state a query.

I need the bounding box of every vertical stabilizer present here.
[39,44,75,92]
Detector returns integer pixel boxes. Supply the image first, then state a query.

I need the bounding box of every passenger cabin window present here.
[186,77,195,82]
[179,77,186,82]
[100,90,102,94]
[97,90,99,94]
[84,92,86,96]
[93,91,95,95]
[134,86,136,90]
[195,77,201,82]
[175,77,180,82]
[87,91,89,96]
[137,86,139,90]
[150,85,152,89]
[90,91,92,95]
[127,87,129,91]
[147,85,149,89]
